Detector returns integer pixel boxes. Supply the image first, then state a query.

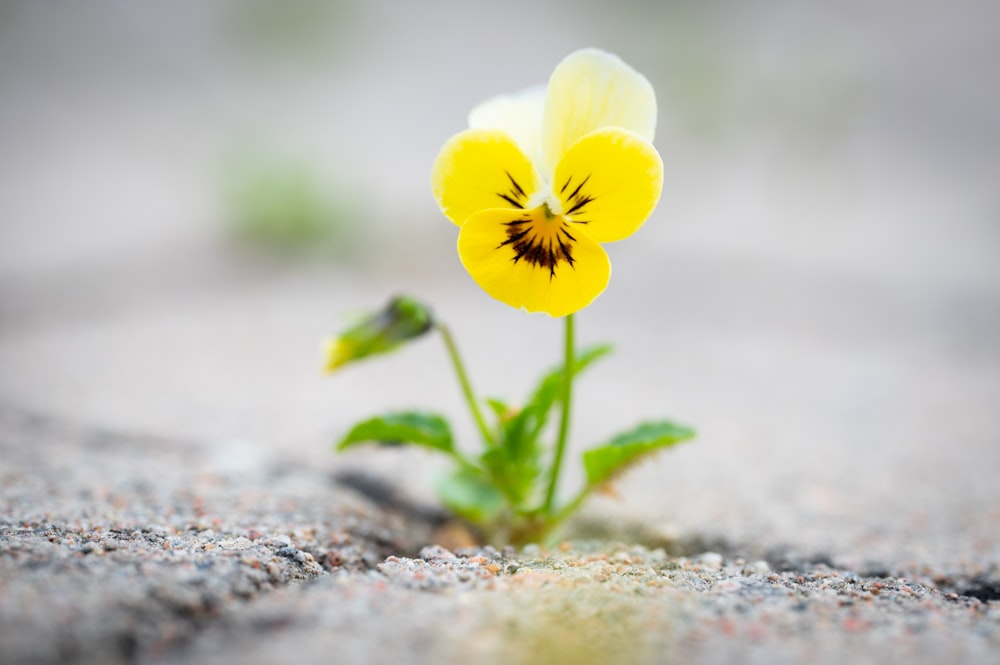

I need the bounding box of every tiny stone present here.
[698,552,724,569]
[219,537,253,551]
[743,560,771,575]
[419,545,457,561]
[612,551,632,564]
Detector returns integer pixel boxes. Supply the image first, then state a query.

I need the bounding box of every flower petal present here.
[541,48,657,178]
[552,128,663,243]
[431,129,543,226]
[457,207,611,317]
[468,85,545,162]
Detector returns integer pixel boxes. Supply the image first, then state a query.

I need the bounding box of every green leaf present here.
[582,421,695,487]
[484,396,534,468]
[526,343,613,440]
[435,469,505,524]
[337,411,454,454]
[485,398,511,421]
[474,344,614,506]
[478,403,540,509]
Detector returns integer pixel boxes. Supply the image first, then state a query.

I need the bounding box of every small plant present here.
[324,49,695,546]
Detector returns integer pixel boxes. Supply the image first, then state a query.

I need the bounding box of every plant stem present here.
[543,313,575,513]
[437,323,494,446]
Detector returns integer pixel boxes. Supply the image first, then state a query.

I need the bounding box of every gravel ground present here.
[2,406,998,665]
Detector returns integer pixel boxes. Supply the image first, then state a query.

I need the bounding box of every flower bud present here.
[323,296,434,372]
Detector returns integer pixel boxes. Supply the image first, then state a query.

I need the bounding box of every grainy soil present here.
[2,407,998,665]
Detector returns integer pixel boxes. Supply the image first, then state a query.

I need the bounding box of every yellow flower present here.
[431,49,663,317]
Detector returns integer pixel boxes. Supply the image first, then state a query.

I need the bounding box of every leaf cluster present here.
[338,344,694,545]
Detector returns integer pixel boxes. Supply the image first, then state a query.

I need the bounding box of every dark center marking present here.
[560,174,596,217]
[495,171,528,209]
[497,212,576,280]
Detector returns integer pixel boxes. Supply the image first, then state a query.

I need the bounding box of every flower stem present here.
[543,313,575,513]
[437,323,494,446]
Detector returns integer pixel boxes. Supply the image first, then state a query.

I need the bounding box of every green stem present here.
[543,313,575,513]
[437,323,494,446]
[447,450,483,474]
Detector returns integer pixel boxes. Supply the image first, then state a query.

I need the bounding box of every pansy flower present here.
[432,48,663,317]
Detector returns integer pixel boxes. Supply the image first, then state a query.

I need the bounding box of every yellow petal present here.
[457,207,611,317]
[431,129,542,227]
[468,85,545,162]
[552,128,663,244]
[323,337,351,373]
[541,48,657,177]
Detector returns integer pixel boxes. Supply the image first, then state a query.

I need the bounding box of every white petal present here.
[468,85,546,165]
[541,48,657,177]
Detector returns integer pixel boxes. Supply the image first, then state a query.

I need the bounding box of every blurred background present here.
[1,0,998,564]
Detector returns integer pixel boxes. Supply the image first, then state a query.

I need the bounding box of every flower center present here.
[495,204,577,279]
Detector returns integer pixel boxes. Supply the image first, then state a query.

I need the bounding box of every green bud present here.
[323,296,434,372]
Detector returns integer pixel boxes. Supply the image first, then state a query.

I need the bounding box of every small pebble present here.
[743,560,771,576]
[697,552,724,569]
[419,545,457,561]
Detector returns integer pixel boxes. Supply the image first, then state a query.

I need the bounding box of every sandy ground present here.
[2,406,998,665]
